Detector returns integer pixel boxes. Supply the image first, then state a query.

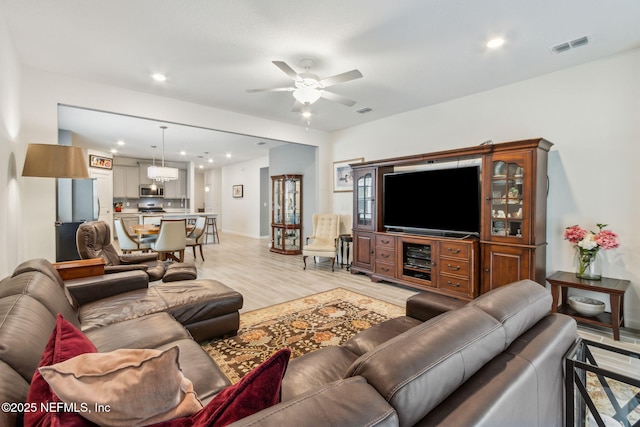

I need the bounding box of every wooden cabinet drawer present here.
[438,259,470,278]
[376,248,395,262]
[375,261,395,277]
[439,241,469,259]
[375,234,396,249]
[438,273,471,295]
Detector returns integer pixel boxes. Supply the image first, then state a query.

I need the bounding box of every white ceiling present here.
[3,0,640,164]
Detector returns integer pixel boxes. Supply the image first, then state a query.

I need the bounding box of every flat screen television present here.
[383,166,481,236]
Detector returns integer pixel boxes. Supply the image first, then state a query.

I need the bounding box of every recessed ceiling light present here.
[199,164,203,169]
[208,158,213,163]
[116,140,125,146]
[180,150,186,156]
[152,73,167,82]
[110,148,118,154]
[486,38,505,49]
[226,153,231,159]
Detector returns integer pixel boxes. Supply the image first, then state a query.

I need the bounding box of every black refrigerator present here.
[56,178,99,262]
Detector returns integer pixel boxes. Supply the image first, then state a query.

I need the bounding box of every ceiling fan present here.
[247,59,363,112]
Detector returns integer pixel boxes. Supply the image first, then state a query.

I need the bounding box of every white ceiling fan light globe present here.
[293,87,322,105]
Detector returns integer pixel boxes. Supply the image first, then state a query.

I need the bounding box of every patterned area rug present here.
[201,288,404,383]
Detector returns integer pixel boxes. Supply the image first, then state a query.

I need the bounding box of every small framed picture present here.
[89,154,113,170]
[333,158,363,192]
[233,185,244,198]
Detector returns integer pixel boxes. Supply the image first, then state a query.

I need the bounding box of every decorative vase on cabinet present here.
[271,174,302,255]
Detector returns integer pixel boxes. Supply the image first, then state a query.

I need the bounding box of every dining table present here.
[129,223,194,236]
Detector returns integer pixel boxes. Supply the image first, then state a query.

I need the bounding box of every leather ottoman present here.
[162,262,198,282]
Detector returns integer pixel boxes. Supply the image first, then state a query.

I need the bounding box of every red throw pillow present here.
[25,314,98,427]
[152,348,291,427]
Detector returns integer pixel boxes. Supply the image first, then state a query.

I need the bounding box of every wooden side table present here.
[547,271,630,341]
[339,234,353,270]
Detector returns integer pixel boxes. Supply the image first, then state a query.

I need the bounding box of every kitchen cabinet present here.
[113,165,139,198]
[163,169,187,198]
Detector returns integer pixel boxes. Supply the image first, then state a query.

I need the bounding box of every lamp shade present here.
[22,144,90,178]
[147,165,179,181]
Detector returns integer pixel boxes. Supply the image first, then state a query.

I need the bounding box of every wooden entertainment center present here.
[350,138,553,301]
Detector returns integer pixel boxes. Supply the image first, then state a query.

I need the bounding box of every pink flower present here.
[595,230,620,250]
[564,225,587,244]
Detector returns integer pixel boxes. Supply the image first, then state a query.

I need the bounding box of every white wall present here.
[0,15,23,277]
[222,156,269,238]
[332,48,640,328]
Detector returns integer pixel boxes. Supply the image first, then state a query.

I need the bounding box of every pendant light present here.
[147,125,178,182]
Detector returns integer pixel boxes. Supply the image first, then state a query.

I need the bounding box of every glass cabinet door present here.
[273,177,283,224]
[489,157,526,240]
[283,177,301,225]
[356,170,374,229]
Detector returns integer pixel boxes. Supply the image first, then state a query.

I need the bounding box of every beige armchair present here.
[151,219,187,262]
[186,216,207,261]
[303,214,341,271]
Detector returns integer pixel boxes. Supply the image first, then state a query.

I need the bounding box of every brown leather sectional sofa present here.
[0,258,577,426]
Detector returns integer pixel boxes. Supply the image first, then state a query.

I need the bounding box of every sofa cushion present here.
[153,348,291,427]
[39,346,203,426]
[12,258,78,309]
[0,361,31,427]
[281,346,360,401]
[346,307,506,427]
[468,279,552,348]
[0,294,57,382]
[0,271,80,328]
[25,314,97,427]
[78,280,242,333]
[227,376,399,427]
[342,316,423,356]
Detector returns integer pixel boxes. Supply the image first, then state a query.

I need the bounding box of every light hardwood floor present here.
[146,232,640,372]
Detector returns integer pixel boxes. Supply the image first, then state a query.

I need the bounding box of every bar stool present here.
[205,216,219,244]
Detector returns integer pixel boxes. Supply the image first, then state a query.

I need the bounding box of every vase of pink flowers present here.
[563,223,620,280]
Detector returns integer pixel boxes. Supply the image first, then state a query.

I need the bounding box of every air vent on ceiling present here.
[355,107,373,114]
[551,35,590,54]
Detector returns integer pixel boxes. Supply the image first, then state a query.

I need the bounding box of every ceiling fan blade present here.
[320,69,363,87]
[246,87,294,93]
[321,91,357,107]
[272,61,299,79]
[291,101,304,113]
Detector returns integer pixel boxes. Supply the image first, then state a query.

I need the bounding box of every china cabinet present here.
[350,138,552,300]
[270,174,302,255]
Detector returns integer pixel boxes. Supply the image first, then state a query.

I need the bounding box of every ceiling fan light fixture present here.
[293,87,322,105]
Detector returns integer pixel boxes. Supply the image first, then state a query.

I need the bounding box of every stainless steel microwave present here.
[139,184,164,198]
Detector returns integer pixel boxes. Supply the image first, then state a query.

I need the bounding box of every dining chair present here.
[151,219,187,262]
[142,215,162,225]
[186,216,207,261]
[302,213,341,271]
[113,218,155,253]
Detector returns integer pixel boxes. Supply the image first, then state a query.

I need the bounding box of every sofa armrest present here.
[65,270,149,305]
[105,264,149,274]
[228,377,398,427]
[406,292,466,321]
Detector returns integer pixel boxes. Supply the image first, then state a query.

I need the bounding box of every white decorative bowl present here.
[568,296,605,317]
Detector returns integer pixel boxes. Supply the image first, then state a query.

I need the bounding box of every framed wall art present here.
[233,184,244,198]
[333,158,363,192]
[89,154,113,170]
